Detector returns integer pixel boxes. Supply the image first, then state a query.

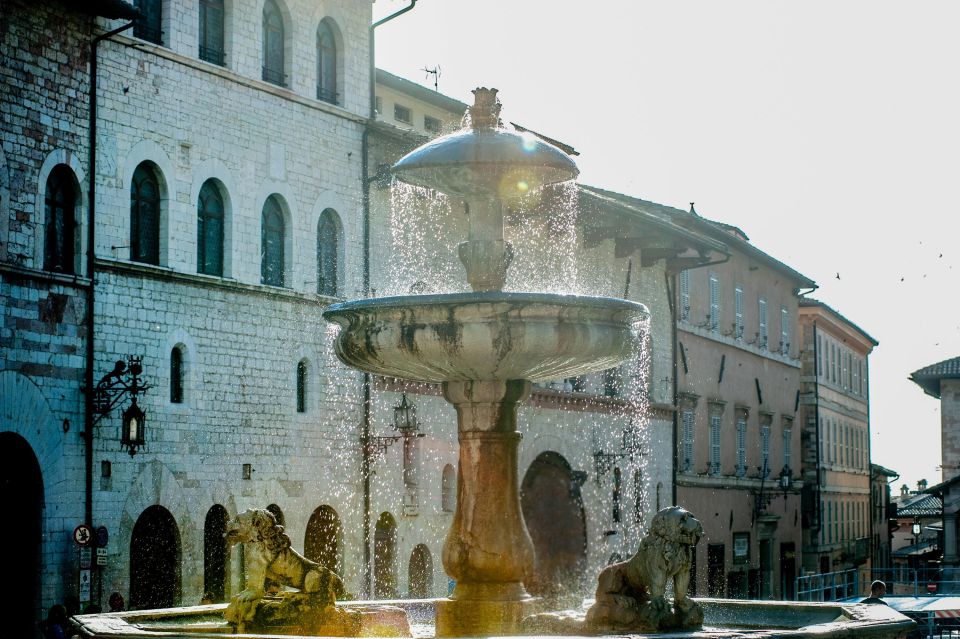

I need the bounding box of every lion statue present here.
[224,508,347,628]
[585,506,703,632]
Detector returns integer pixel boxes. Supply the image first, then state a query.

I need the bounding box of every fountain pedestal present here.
[436,379,538,637]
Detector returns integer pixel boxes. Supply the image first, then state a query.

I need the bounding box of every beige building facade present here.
[674,219,815,600]
[798,299,877,577]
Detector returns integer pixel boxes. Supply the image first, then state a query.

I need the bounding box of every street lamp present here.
[393,392,419,434]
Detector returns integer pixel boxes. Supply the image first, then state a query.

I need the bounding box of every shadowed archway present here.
[130,505,181,609]
[304,504,343,575]
[0,432,43,636]
[374,512,398,598]
[520,451,587,597]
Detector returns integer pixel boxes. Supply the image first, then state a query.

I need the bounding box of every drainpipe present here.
[812,321,822,552]
[85,19,137,530]
[359,0,417,598]
[665,269,678,507]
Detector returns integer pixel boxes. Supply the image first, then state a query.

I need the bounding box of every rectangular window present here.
[736,417,747,476]
[735,285,743,339]
[394,104,412,124]
[709,273,720,331]
[859,360,864,395]
[817,335,823,377]
[761,423,770,472]
[783,424,792,470]
[424,115,442,134]
[780,305,789,354]
[680,270,691,321]
[375,96,383,115]
[682,410,694,473]
[843,352,849,389]
[758,298,768,349]
[709,414,722,475]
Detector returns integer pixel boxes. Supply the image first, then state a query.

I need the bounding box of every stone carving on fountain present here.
[522,506,704,634]
[223,508,409,636]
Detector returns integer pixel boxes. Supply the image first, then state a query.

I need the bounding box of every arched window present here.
[197,180,224,276]
[261,196,285,286]
[317,209,339,296]
[199,0,225,65]
[266,503,285,527]
[170,347,184,404]
[44,165,76,274]
[296,359,308,413]
[131,163,161,265]
[316,20,337,103]
[633,470,643,523]
[262,0,285,86]
[441,464,455,513]
[134,0,163,44]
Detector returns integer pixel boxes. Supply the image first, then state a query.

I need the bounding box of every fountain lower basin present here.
[323,292,648,383]
[71,598,915,638]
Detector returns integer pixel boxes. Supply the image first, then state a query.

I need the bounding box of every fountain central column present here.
[435,378,537,637]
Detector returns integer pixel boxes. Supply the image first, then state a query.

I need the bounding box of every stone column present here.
[436,379,536,637]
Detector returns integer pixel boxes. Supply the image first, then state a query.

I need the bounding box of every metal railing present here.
[795,569,860,601]
[796,567,960,601]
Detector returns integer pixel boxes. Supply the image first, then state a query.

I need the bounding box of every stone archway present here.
[304,505,343,575]
[373,512,398,598]
[203,505,229,602]
[0,432,43,636]
[520,451,588,597]
[408,544,433,598]
[130,505,181,609]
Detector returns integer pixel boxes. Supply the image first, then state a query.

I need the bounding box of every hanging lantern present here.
[393,393,418,434]
[121,397,146,456]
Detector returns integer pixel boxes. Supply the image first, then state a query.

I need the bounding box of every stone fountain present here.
[72,89,915,639]
[323,88,648,636]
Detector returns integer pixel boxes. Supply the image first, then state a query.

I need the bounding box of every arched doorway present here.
[408,544,433,598]
[130,505,181,609]
[204,505,229,602]
[520,451,587,596]
[0,433,43,636]
[373,512,397,598]
[304,505,342,575]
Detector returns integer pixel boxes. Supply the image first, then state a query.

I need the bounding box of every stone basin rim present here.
[323,291,650,320]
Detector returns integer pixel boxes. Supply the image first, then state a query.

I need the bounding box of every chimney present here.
[918,479,928,492]
[901,484,910,498]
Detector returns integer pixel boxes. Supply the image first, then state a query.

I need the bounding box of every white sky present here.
[374,0,960,492]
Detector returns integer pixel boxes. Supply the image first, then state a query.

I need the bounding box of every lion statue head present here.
[648,505,703,548]
[225,508,290,554]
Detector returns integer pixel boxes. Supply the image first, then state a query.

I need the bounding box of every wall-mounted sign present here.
[73,524,93,547]
[96,547,108,566]
[733,532,750,564]
[79,547,92,570]
[79,569,91,602]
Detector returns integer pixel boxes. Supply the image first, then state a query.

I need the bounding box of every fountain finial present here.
[469,87,501,130]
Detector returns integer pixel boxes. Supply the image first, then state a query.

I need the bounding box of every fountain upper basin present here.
[323,292,648,383]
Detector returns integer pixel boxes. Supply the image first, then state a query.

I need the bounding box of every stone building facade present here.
[797,299,878,578]
[672,217,816,600]
[911,356,960,568]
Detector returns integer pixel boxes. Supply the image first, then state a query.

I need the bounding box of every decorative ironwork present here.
[750,459,793,522]
[89,356,152,456]
[363,393,424,462]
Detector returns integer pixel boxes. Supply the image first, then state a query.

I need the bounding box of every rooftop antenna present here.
[422,65,440,91]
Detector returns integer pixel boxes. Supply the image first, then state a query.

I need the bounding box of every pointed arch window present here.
[316,21,337,103]
[262,0,285,86]
[317,209,339,296]
[197,180,224,276]
[44,165,76,274]
[199,0,225,65]
[296,359,308,413]
[261,197,285,287]
[170,347,184,404]
[131,163,161,265]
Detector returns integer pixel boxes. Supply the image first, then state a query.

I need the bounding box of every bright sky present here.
[374,1,960,492]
